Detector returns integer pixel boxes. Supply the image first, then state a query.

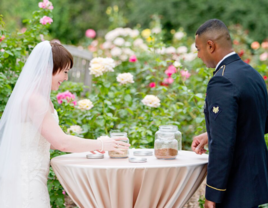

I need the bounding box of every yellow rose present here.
[146,36,155,43]
[141,29,151,38]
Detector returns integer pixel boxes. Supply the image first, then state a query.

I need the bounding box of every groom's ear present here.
[207,40,216,54]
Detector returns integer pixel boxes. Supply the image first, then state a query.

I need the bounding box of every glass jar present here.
[108,130,129,158]
[154,125,182,159]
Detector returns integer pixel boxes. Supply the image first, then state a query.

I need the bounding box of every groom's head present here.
[195,19,233,68]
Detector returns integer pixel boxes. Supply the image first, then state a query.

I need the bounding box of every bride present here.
[0,41,130,207]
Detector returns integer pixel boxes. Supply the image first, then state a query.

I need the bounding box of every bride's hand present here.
[98,136,130,154]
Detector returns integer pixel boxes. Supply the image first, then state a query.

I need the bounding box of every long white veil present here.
[0,41,53,206]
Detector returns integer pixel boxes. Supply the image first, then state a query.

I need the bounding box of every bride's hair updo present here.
[50,41,73,75]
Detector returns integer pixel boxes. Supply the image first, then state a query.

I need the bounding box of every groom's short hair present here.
[196,19,232,43]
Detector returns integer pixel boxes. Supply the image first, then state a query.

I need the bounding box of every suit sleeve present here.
[265,110,268,133]
[205,76,239,203]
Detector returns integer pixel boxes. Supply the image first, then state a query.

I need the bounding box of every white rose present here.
[102,41,112,49]
[116,73,134,85]
[115,28,125,36]
[90,57,104,65]
[130,29,139,38]
[152,27,161,34]
[174,32,184,40]
[173,61,182,68]
[191,43,197,52]
[183,53,197,62]
[142,95,161,108]
[89,57,115,76]
[124,28,132,36]
[105,30,118,41]
[165,46,176,54]
[78,99,94,110]
[140,44,148,51]
[102,58,115,72]
[125,42,131,47]
[120,54,128,61]
[114,37,125,46]
[155,47,166,54]
[111,47,122,57]
[122,48,134,55]
[67,125,82,134]
[89,63,105,77]
[133,38,144,47]
[177,46,188,54]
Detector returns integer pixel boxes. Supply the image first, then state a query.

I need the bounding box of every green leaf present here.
[104,100,112,105]
[196,117,204,123]
[126,108,134,115]
[96,119,105,126]
[124,94,131,102]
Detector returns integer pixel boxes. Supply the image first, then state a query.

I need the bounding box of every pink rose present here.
[40,34,45,41]
[149,82,156,88]
[260,52,268,61]
[62,190,66,195]
[165,65,176,77]
[160,82,169,87]
[251,41,260,50]
[20,28,27,33]
[262,41,268,49]
[0,35,5,42]
[0,49,4,52]
[180,70,191,80]
[85,29,96,38]
[40,16,53,25]
[56,91,76,106]
[129,55,137,62]
[163,77,174,84]
[39,0,53,10]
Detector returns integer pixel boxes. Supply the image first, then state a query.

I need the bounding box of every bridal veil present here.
[0,41,53,206]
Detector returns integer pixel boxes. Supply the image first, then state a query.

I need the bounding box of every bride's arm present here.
[41,112,129,153]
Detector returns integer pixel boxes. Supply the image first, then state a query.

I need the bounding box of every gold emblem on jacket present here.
[213,106,219,114]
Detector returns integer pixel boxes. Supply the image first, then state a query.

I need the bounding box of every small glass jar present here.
[154,125,182,159]
[108,131,129,158]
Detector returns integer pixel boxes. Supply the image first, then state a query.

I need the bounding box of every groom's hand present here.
[205,199,216,208]
[191,132,208,155]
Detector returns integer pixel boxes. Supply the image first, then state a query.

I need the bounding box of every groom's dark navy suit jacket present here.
[204,53,268,208]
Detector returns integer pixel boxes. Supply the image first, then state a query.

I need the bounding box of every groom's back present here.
[216,57,268,207]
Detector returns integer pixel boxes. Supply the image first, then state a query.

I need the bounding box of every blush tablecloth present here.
[51,149,208,208]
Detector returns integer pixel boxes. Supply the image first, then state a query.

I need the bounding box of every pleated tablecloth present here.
[51,149,208,208]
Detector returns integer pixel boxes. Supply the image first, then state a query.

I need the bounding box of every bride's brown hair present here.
[50,41,73,75]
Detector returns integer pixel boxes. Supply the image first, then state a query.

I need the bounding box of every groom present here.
[192,19,268,208]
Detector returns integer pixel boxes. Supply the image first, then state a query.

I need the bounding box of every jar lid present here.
[159,125,178,131]
[133,150,153,156]
[129,157,147,163]
[86,154,104,159]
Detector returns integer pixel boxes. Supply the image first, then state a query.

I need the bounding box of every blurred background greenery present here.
[1,0,268,44]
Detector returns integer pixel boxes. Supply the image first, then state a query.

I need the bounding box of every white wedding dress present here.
[0,41,57,207]
[19,110,59,208]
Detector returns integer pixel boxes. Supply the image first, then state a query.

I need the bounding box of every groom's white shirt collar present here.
[215,51,236,70]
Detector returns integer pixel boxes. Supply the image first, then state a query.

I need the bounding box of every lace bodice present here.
[19,110,59,208]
